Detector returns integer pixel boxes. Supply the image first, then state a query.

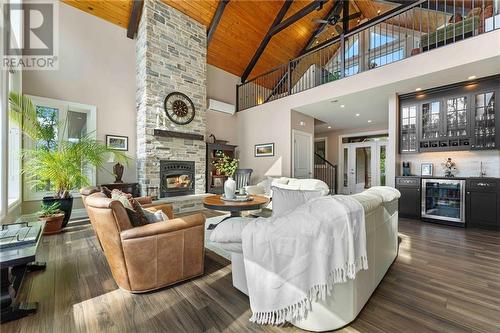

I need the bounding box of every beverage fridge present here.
[421,178,466,225]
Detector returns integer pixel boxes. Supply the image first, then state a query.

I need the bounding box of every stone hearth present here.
[136,0,207,197]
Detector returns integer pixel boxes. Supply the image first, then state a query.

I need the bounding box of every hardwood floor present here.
[2,215,500,333]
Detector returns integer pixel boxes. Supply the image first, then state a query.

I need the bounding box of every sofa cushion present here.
[365,186,401,203]
[271,186,323,217]
[287,178,330,195]
[209,217,252,243]
[351,192,382,214]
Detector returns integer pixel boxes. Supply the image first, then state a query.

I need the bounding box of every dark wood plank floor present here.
[2,214,500,333]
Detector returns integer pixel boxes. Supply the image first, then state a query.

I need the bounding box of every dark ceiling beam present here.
[207,0,230,45]
[240,0,294,82]
[299,0,343,55]
[269,0,329,36]
[342,0,349,33]
[127,0,144,39]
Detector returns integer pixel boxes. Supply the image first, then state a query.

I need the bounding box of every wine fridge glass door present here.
[422,179,465,223]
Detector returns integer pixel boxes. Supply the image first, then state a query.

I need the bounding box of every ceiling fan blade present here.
[313,19,330,24]
[334,25,343,34]
[314,28,329,38]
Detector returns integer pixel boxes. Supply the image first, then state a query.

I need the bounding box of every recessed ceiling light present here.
[327,126,332,129]
[368,120,372,123]
[377,9,381,14]
[415,87,422,91]
[468,75,477,80]
[340,104,345,108]
[355,113,360,117]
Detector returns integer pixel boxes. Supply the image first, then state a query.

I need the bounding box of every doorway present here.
[292,129,313,179]
[341,139,387,194]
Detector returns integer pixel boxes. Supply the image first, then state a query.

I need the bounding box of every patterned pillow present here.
[111,189,148,227]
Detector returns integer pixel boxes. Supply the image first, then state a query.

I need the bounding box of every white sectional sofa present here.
[245,177,330,210]
[209,187,399,332]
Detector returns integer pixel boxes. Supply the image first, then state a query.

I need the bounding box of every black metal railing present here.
[237,0,499,111]
[314,153,338,194]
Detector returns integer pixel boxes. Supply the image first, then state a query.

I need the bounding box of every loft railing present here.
[314,153,338,194]
[237,0,500,111]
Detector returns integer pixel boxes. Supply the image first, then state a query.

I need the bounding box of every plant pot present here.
[39,213,65,235]
[43,196,74,228]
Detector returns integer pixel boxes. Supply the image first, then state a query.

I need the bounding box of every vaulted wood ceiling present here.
[63,0,402,80]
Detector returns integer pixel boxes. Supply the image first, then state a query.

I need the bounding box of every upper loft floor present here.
[236,0,500,111]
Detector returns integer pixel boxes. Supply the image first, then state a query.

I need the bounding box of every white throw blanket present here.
[241,195,368,325]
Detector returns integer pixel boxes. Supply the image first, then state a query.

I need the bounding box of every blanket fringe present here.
[249,255,369,326]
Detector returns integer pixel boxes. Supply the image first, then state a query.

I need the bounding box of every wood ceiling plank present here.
[63,0,132,28]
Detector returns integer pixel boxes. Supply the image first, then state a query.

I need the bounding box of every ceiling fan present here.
[312,11,362,36]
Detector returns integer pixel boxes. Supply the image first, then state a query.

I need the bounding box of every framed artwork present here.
[255,143,274,157]
[421,163,434,176]
[106,135,128,151]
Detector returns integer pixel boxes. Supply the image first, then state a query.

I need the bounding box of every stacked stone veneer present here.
[136,0,207,196]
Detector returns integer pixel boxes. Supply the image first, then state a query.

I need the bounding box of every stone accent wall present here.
[136,0,207,196]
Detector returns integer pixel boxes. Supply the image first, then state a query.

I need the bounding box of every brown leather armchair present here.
[84,192,206,293]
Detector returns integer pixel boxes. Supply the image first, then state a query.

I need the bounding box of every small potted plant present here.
[38,202,65,235]
[213,154,239,199]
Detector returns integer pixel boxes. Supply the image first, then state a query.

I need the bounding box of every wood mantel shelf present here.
[154,129,204,141]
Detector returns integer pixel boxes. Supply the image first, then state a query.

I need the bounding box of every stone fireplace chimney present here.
[136,0,207,197]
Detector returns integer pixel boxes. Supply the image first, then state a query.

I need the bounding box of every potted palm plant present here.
[9,92,127,227]
[38,202,65,235]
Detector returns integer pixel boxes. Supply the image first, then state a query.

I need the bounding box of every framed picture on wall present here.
[106,135,128,151]
[421,163,434,176]
[255,143,274,157]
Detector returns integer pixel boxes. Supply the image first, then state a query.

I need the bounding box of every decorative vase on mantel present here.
[224,177,236,199]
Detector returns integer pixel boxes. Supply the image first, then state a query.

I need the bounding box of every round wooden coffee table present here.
[203,195,269,230]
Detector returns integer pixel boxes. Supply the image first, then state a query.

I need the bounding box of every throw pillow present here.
[271,186,323,217]
[111,189,149,227]
[449,12,463,23]
[143,209,169,223]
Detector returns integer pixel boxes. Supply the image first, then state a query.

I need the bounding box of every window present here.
[24,96,97,201]
[7,70,21,208]
[370,48,404,67]
[370,31,395,49]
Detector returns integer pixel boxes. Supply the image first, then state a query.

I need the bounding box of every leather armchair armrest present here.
[120,214,205,240]
[135,196,153,205]
[142,203,174,219]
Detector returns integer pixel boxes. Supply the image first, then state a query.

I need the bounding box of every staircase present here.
[314,153,337,195]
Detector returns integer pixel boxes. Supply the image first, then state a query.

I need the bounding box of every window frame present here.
[23,95,97,202]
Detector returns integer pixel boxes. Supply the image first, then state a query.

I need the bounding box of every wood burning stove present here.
[160,160,195,197]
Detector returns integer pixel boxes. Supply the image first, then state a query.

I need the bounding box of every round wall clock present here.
[163,92,196,125]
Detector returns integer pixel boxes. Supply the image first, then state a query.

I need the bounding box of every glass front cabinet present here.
[399,75,500,153]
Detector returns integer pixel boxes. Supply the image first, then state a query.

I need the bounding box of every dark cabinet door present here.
[466,179,500,230]
[398,187,421,219]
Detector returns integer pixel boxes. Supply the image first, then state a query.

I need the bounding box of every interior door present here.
[342,141,387,194]
[293,130,313,179]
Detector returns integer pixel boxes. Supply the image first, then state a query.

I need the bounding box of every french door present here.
[342,141,387,194]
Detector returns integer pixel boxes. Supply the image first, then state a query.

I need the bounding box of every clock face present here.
[164,92,196,125]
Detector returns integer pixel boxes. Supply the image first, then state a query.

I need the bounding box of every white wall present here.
[23,2,137,185]
[206,64,240,145]
[236,106,292,183]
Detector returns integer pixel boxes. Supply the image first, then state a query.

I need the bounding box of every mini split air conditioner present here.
[207,99,235,115]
